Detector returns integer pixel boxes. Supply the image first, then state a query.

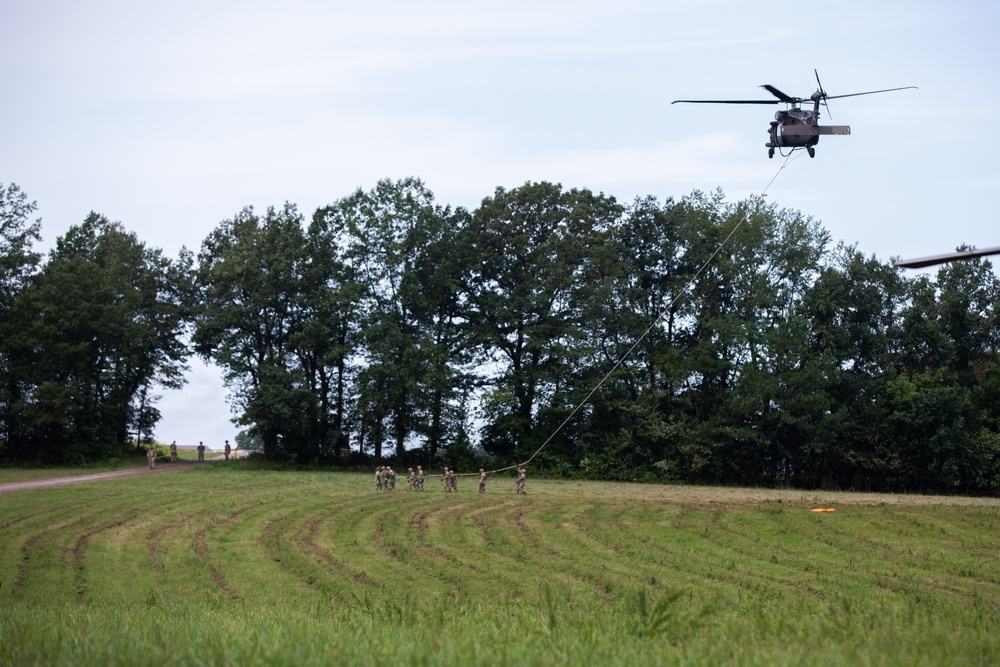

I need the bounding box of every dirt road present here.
[0,456,235,494]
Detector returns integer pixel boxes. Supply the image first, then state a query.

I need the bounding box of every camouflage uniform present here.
[197,442,205,462]
[516,468,527,495]
[147,446,157,469]
[416,466,425,491]
[375,466,383,491]
[387,467,396,490]
[224,441,231,460]
[478,469,487,494]
[169,441,178,462]
[448,469,458,493]
[441,467,451,492]
[407,468,415,490]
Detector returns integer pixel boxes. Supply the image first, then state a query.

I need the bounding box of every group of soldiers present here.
[374,465,419,491]
[145,440,234,469]
[375,465,527,494]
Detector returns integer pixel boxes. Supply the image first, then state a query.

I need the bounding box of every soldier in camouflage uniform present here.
[407,468,416,490]
[416,466,425,491]
[387,467,397,490]
[448,468,458,493]
[170,441,178,463]
[197,441,205,462]
[516,467,527,495]
[478,468,488,493]
[375,466,383,491]
[441,467,451,492]
[147,445,157,469]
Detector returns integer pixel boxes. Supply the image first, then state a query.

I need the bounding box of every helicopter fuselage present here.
[766,103,850,157]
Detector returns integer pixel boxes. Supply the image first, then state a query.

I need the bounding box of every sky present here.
[2,0,998,449]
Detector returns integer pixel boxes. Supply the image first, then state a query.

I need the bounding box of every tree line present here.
[1,179,998,494]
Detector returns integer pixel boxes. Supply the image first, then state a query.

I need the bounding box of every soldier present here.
[416,465,425,491]
[387,467,396,490]
[407,468,415,490]
[448,468,458,493]
[224,440,232,460]
[478,468,487,494]
[197,441,205,462]
[146,444,157,469]
[375,466,383,491]
[441,467,450,492]
[516,467,527,495]
[169,440,178,463]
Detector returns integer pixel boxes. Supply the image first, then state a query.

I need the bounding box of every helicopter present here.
[895,246,1000,269]
[672,70,916,158]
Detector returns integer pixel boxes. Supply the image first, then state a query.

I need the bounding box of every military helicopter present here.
[896,246,1000,269]
[672,71,916,158]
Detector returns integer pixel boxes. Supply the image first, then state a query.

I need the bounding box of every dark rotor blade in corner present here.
[760,85,798,103]
[895,246,1000,269]
[671,99,779,105]
[825,86,918,100]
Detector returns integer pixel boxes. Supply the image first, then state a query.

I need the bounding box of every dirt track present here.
[0,452,248,494]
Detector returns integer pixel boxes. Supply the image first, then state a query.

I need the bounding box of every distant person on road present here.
[147,445,157,469]
[224,440,232,460]
[478,468,487,494]
[170,441,178,463]
[197,441,205,462]
[516,468,527,495]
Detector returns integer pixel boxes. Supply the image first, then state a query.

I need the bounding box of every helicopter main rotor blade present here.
[825,86,918,101]
[671,99,779,105]
[895,246,1000,269]
[761,84,799,103]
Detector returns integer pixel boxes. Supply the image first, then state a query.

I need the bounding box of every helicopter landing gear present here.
[768,147,775,159]
[807,146,815,158]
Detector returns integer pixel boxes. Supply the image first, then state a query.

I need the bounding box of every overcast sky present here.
[3,0,998,449]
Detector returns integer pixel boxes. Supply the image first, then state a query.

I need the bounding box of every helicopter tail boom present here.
[780,125,851,137]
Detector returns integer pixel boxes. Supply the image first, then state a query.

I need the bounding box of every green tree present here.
[881,252,1000,493]
[572,195,697,480]
[330,178,474,463]
[466,182,622,461]
[194,204,310,459]
[0,183,43,461]
[796,245,910,489]
[701,196,829,485]
[14,213,191,462]
[304,203,367,460]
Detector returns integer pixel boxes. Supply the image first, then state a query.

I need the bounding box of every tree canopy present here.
[2,179,998,494]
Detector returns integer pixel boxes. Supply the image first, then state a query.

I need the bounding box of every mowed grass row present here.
[1,465,999,666]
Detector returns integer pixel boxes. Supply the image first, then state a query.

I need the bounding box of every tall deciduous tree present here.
[466,182,622,460]
[13,213,191,462]
[194,203,309,459]
[0,183,43,461]
[329,178,472,462]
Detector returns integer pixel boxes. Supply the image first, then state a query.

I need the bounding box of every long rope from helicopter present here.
[455,148,805,478]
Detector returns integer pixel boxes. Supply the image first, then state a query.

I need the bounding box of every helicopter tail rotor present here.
[813,69,833,120]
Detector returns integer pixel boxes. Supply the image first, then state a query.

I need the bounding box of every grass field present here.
[1,464,998,666]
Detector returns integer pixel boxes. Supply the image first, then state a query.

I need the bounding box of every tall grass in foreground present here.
[1,465,998,666]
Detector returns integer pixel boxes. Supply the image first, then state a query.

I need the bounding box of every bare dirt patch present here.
[0,460,199,494]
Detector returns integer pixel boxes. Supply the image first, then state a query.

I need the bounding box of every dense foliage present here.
[2,180,998,493]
